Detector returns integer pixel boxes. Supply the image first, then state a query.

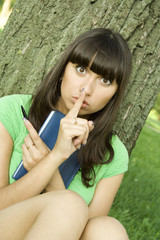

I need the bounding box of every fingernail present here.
[83,140,87,145]
[77,144,81,150]
[81,88,85,94]
[91,121,94,126]
[23,117,29,125]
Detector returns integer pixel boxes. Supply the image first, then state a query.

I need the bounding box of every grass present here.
[146,109,160,131]
[109,112,160,240]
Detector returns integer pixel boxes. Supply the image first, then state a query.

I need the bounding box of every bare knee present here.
[48,190,87,211]
[59,190,89,220]
[42,190,88,224]
[23,191,88,239]
[40,190,88,238]
[80,216,129,240]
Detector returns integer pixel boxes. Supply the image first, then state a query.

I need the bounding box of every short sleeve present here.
[0,95,18,139]
[0,94,32,140]
[101,135,129,179]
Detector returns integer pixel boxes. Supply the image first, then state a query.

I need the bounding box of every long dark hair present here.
[29,28,132,187]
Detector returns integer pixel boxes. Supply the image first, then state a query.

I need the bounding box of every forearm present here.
[43,168,66,192]
[0,149,65,210]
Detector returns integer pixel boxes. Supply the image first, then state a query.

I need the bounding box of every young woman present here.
[0,28,132,239]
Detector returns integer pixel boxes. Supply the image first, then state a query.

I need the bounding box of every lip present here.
[72,97,89,106]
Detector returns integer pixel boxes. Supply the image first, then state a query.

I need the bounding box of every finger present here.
[67,89,86,118]
[88,121,94,132]
[71,119,93,145]
[73,136,84,148]
[73,131,88,146]
[82,123,89,145]
[22,144,30,160]
[24,135,35,148]
[22,144,33,171]
[23,118,44,148]
[82,121,94,145]
[62,118,89,143]
[72,126,88,147]
[72,121,94,146]
[62,117,90,146]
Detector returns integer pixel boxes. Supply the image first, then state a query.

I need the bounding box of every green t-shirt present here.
[0,94,129,205]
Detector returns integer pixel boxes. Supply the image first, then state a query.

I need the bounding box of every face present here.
[56,62,118,117]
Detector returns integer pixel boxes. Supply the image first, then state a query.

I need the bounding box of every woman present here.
[0,28,132,239]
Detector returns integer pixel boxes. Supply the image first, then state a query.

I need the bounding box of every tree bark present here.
[0,0,159,153]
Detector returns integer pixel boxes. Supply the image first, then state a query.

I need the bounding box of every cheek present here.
[106,85,118,100]
[61,73,76,89]
[61,78,71,93]
[97,88,117,107]
[60,77,75,101]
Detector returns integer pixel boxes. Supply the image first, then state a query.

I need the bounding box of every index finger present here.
[23,119,41,145]
[67,89,86,118]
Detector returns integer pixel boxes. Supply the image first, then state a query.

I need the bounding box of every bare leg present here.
[0,190,88,240]
[80,216,129,240]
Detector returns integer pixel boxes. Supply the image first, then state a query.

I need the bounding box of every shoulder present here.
[0,94,32,108]
[0,94,32,116]
[111,134,129,161]
[0,94,32,139]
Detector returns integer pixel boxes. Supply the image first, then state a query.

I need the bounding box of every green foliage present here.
[11,0,16,8]
[109,120,160,240]
[146,112,160,130]
[0,0,3,10]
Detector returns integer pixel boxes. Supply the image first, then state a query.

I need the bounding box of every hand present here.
[22,120,50,171]
[53,90,94,160]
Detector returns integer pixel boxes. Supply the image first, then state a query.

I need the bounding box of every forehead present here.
[69,50,117,82]
[68,35,124,83]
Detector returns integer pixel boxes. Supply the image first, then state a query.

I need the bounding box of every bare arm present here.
[0,90,94,209]
[21,119,66,192]
[0,122,13,188]
[88,173,124,219]
[0,121,67,210]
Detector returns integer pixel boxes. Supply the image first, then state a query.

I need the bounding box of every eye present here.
[76,65,87,74]
[99,78,111,86]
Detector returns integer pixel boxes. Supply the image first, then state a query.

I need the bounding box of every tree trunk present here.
[0,0,159,154]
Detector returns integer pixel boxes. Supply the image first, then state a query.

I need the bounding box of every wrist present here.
[50,147,68,165]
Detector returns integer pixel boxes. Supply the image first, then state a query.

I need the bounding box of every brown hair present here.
[29,28,132,187]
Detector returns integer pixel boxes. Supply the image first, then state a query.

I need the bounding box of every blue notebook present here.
[12,111,80,188]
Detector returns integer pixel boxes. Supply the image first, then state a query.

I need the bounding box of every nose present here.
[81,77,95,96]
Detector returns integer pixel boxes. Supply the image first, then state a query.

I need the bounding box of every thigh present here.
[0,191,68,240]
[80,216,129,240]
